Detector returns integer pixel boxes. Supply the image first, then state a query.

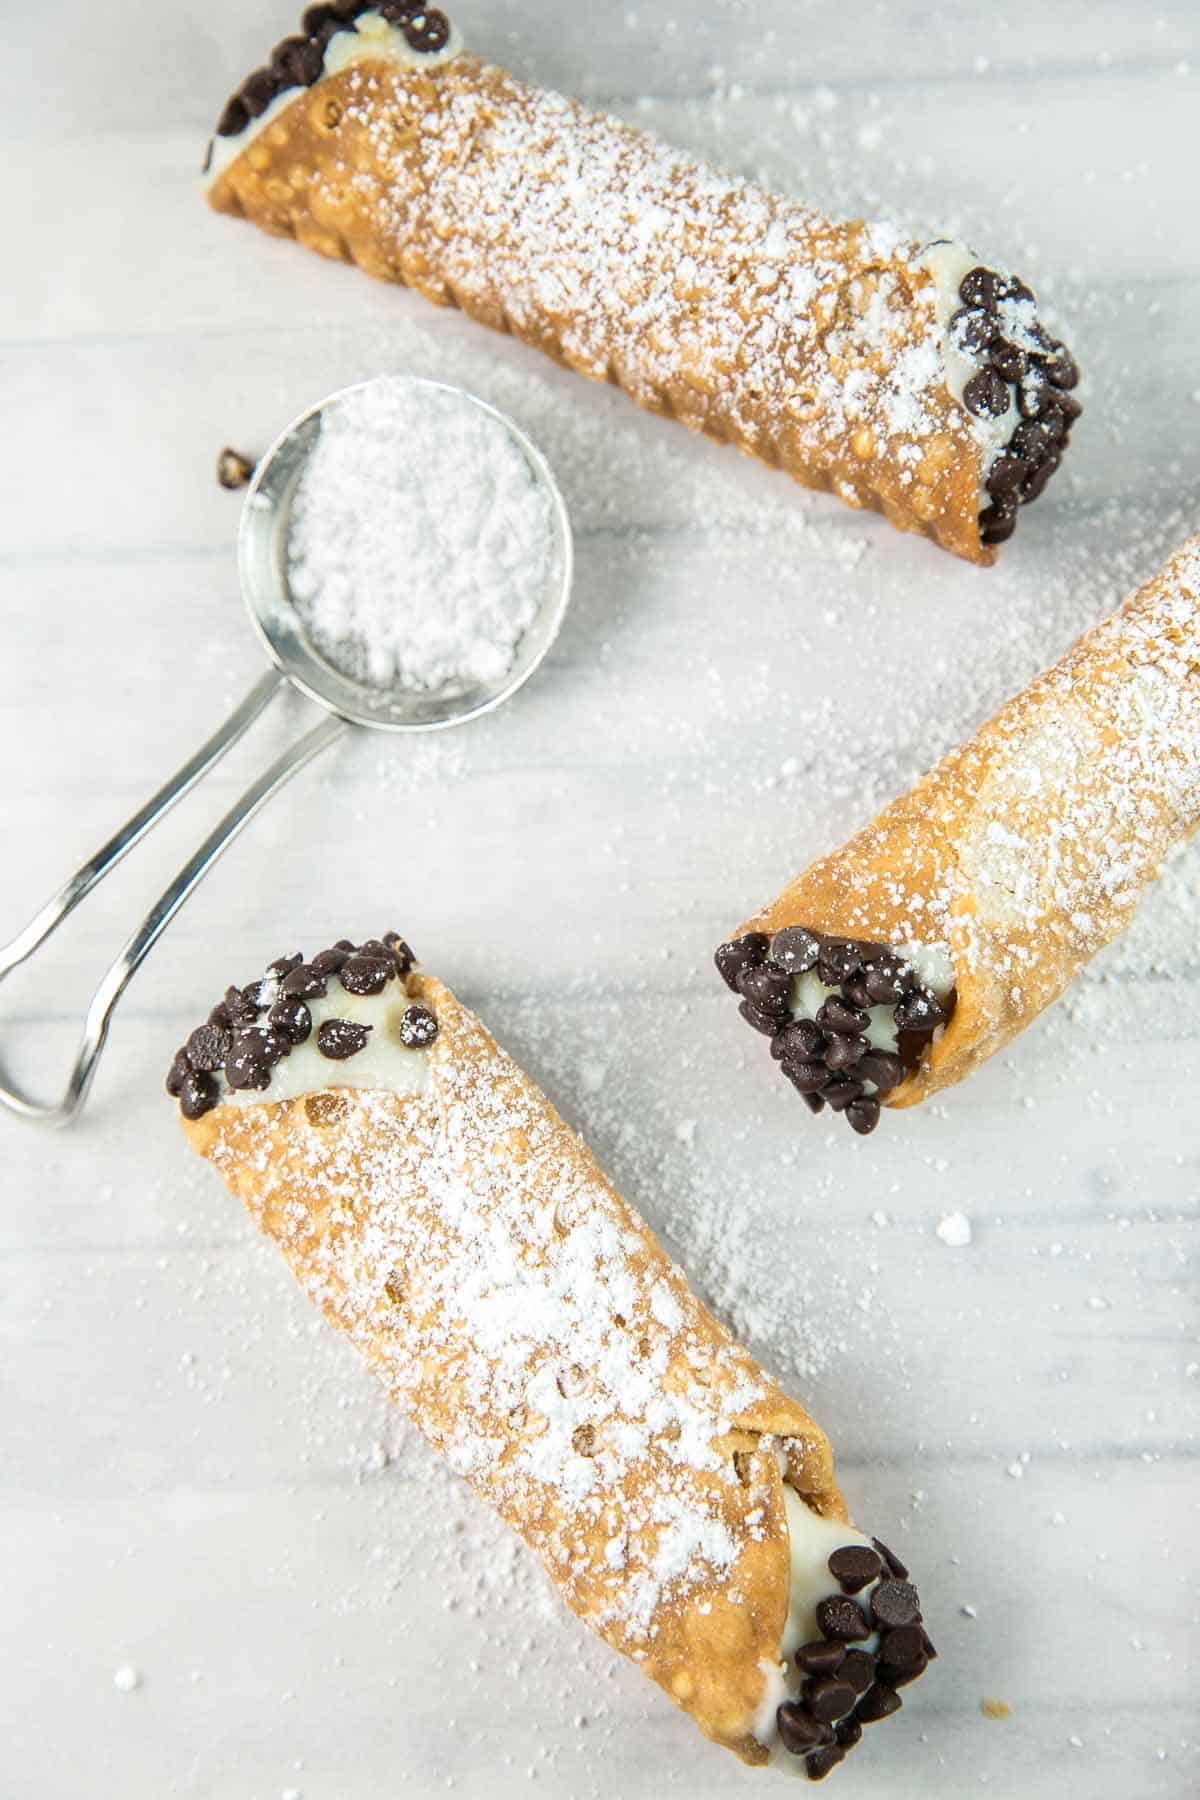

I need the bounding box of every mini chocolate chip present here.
[825,1033,867,1071]
[179,1071,219,1121]
[273,33,325,85]
[771,1019,826,1063]
[817,939,865,987]
[989,338,1028,383]
[783,1059,829,1095]
[380,0,423,17]
[1051,389,1083,426]
[828,1545,883,1594]
[739,999,785,1037]
[268,952,304,977]
[822,1077,865,1114]
[268,998,313,1046]
[922,1631,938,1660]
[382,931,415,974]
[1043,343,1079,389]
[224,1047,273,1092]
[805,1745,846,1781]
[715,933,769,991]
[816,1596,870,1642]
[986,453,1031,499]
[871,1538,909,1580]
[186,1023,233,1072]
[739,961,793,1015]
[806,1678,856,1724]
[339,955,392,996]
[301,1,338,27]
[958,266,1000,311]
[240,68,279,118]
[207,1001,233,1029]
[979,500,1018,546]
[216,94,250,137]
[776,1704,833,1755]
[165,1050,191,1097]
[949,305,997,357]
[839,1649,875,1695]
[404,8,451,51]
[334,938,357,951]
[855,1684,902,1724]
[399,1005,439,1048]
[771,925,821,974]
[1011,419,1052,463]
[846,1096,881,1136]
[224,984,262,1025]
[840,976,873,1010]
[317,1018,372,1060]
[282,964,327,1000]
[835,1716,862,1749]
[893,990,945,1033]
[216,447,255,491]
[800,1091,827,1116]
[795,1640,846,1678]
[858,1050,904,1092]
[880,1625,926,1669]
[815,997,868,1037]
[871,1579,922,1630]
[311,947,350,976]
[358,939,394,964]
[861,957,905,1002]
[963,368,1010,419]
[877,1656,928,1689]
[1021,451,1061,503]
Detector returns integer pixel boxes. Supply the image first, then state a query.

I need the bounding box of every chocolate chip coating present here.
[404,7,451,50]
[839,1649,876,1696]
[267,997,313,1046]
[846,1096,881,1135]
[186,1022,233,1072]
[795,1640,846,1678]
[871,1578,922,1630]
[783,1059,829,1095]
[772,1019,826,1063]
[829,1545,883,1594]
[339,954,393,996]
[383,931,416,975]
[854,1684,902,1724]
[816,1596,871,1642]
[816,997,869,1037]
[738,961,793,1014]
[179,1071,219,1120]
[311,947,350,976]
[776,1703,833,1753]
[715,934,769,991]
[739,999,784,1036]
[872,1537,909,1580]
[959,265,1001,310]
[771,925,821,973]
[963,367,1011,418]
[858,1050,904,1092]
[825,1033,867,1071]
[317,1018,373,1060]
[880,1625,926,1668]
[806,1677,857,1724]
[805,1745,846,1780]
[165,1050,191,1098]
[399,1005,439,1048]
[282,964,328,999]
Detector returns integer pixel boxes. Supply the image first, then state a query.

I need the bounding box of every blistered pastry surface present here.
[738,536,1200,1108]
[208,53,1004,561]
[183,974,845,1763]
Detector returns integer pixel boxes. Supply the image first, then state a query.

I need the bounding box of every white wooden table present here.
[3,4,1197,1795]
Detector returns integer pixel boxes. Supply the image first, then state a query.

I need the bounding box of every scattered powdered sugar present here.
[936,1212,973,1248]
[286,379,556,693]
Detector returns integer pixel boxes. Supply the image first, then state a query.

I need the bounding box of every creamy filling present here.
[215,975,432,1107]
[922,238,1015,485]
[787,941,955,1095]
[753,1482,882,1760]
[204,9,465,189]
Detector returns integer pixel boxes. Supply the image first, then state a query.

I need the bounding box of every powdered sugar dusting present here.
[201,981,838,1684]
[287,379,555,693]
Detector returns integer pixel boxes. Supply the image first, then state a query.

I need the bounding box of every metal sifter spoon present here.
[0,377,573,1124]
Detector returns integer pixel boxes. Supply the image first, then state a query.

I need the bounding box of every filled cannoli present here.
[203,4,1080,564]
[717,536,1200,1134]
[168,933,934,1779]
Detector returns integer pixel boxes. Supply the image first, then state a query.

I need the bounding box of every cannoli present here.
[203,4,1080,563]
[168,933,934,1779]
[717,536,1200,1134]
